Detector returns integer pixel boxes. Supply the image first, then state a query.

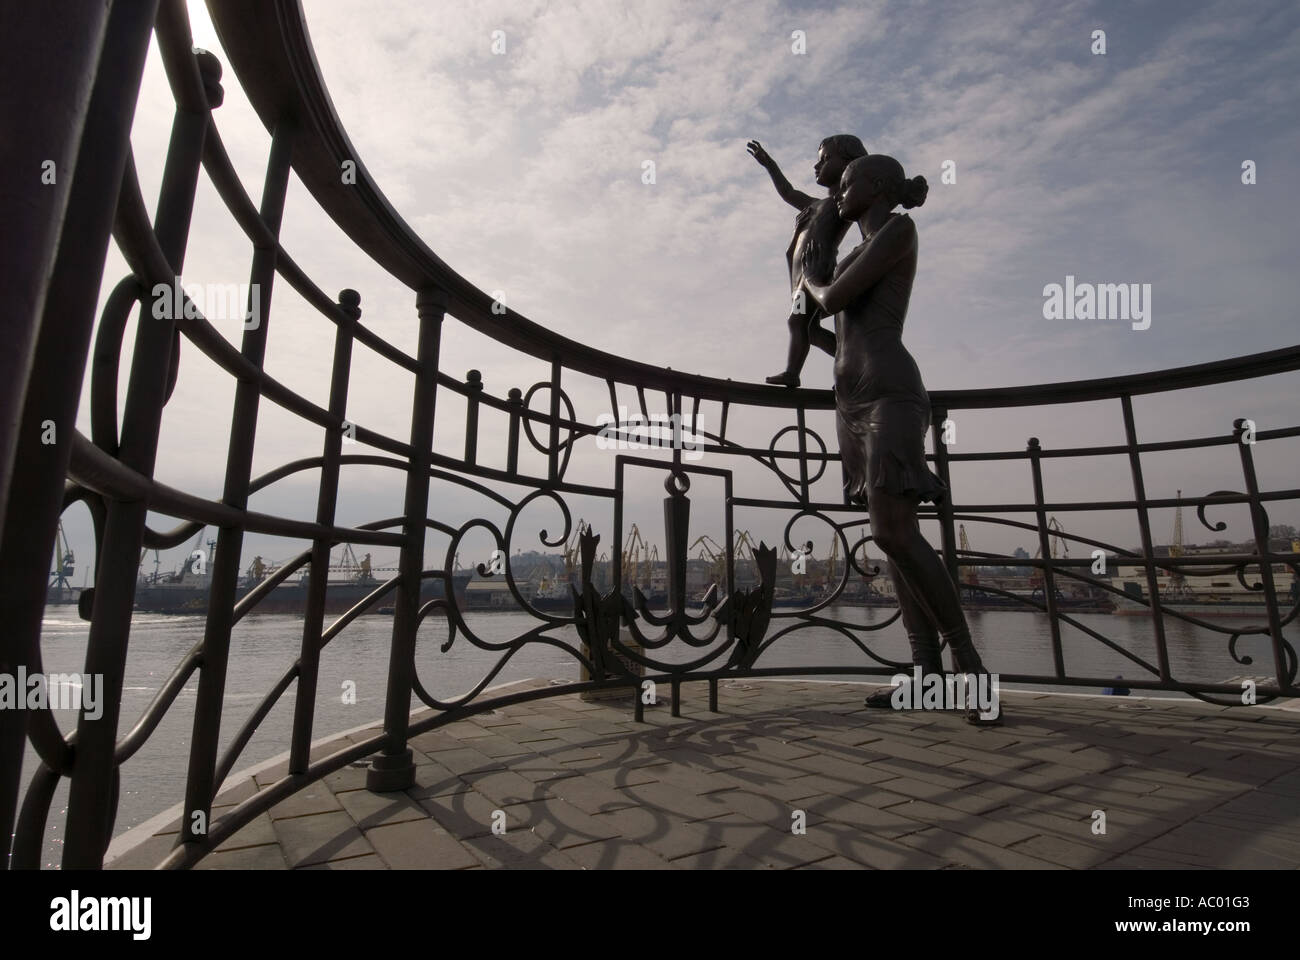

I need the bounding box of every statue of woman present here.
[799,154,1000,724]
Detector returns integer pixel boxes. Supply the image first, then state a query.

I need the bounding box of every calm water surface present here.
[25,602,1295,867]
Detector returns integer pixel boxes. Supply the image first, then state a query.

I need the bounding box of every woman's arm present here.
[802,215,915,315]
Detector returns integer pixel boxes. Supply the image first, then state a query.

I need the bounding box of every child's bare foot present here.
[765,371,800,387]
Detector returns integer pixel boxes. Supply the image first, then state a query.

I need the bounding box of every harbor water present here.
[23,602,1298,868]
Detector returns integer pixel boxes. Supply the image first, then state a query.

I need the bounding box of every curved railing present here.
[5,0,1298,870]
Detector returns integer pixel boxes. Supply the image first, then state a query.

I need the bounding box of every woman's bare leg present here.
[864,555,945,707]
[866,486,989,678]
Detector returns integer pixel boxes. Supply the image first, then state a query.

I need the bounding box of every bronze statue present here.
[798,154,1001,725]
[747,136,867,388]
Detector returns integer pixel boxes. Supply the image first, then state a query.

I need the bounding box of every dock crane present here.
[1169,489,1187,594]
[1030,517,1068,591]
[690,534,727,590]
[958,524,980,586]
[734,530,759,563]
[50,520,75,592]
[622,523,648,590]
[561,518,588,588]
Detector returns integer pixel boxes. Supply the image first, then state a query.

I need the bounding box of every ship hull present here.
[133,574,471,616]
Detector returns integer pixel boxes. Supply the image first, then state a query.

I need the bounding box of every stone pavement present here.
[108,679,1300,870]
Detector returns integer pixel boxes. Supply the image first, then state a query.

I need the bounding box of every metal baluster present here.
[367,287,446,790]
[1233,418,1291,690]
[178,120,294,847]
[796,406,809,504]
[1121,395,1172,683]
[547,359,561,483]
[290,290,359,774]
[1028,438,1066,680]
[464,369,483,465]
[506,387,522,475]
[2,0,160,869]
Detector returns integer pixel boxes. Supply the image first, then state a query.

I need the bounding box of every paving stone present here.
[212,777,259,807]
[793,855,864,869]
[786,752,899,786]
[268,784,344,821]
[194,844,289,870]
[406,757,469,799]
[1008,833,1115,868]
[434,746,507,776]
[1016,745,1119,773]
[714,789,831,831]
[215,813,277,851]
[895,826,1065,870]
[419,790,517,840]
[464,735,536,759]
[272,811,374,867]
[879,798,1040,846]
[457,769,545,806]
[106,834,174,870]
[590,806,726,861]
[563,839,676,870]
[615,781,734,821]
[669,846,773,869]
[547,775,642,816]
[690,813,833,868]
[799,822,951,869]
[803,793,928,838]
[1144,821,1300,867]
[365,819,480,869]
[442,721,496,740]
[299,853,387,870]
[462,831,584,870]
[322,761,372,794]
[514,797,626,849]
[509,758,586,785]
[498,728,565,746]
[518,713,582,731]
[640,763,745,797]
[107,680,1300,872]
[408,730,463,753]
[252,761,289,788]
[338,788,429,829]
[580,764,663,789]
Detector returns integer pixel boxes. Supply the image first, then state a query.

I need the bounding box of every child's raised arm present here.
[747,140,816,211]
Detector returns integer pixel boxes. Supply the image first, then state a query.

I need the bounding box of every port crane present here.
[1168,489,1187,595]
[1029,516,1068,592]
[561,518,588,587]
[690,534,727,590]
[621,523,653,590]
[734,530,760,562]
[958,524,980,586]
[50,520,75,592]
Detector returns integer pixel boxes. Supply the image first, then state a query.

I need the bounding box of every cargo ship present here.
[134,536,470,616]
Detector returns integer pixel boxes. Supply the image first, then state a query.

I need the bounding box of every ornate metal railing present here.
[2,0,1296,869]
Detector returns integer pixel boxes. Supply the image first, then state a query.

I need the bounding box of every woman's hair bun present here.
[899,175,928,209]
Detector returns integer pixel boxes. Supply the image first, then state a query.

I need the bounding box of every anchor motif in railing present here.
[624,472,729,647]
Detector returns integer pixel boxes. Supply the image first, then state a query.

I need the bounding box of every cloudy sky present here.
[71,0,1300,584]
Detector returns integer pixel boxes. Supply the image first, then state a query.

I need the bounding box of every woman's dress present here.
[832,213,947,506]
